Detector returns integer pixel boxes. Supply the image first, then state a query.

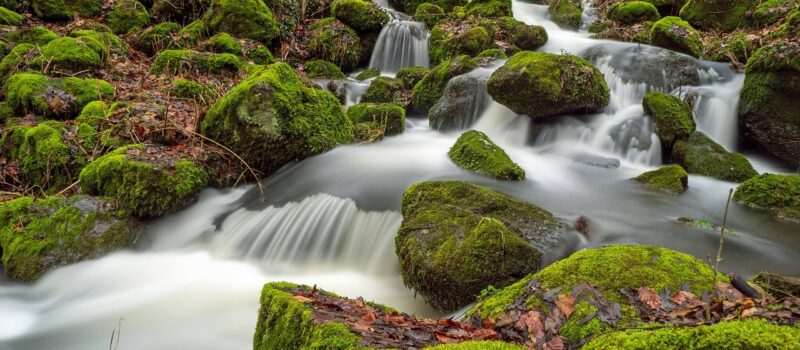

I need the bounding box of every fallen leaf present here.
[292,295,314,303]
[638,287,661,310]
[556,294,575,317]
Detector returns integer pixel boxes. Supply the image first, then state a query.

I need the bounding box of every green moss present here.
[704,31,754,63]
[411,55,477,113]
[0,6,23,25]
[331,0,389,33]
[79,145,207,217]
[170,78,210,98]
[354,67,380,81]
[203,32,242,55]
[132,22,181,56]
[608,1,661,23]
[634,164,689,194]
[464,0,512,18]
[362,76,405,103]
[152,0,208,23]
[347,103,405,141]
[75,101,124,148]
[549,0,582,29]
[106,0,150,34]
[308,18,362,72]
[33,36,104,71]
[414,3,444,28]
[734,174,800,221]
[584,320,800,349]
[70,30,125,59]
[151,49,243,75]
[201,62,354,175]
[396,66,430,88]
[5,26,58,46]
[0,195,141,282]
[448,130,524,180]
[1,122,86,191]
[205,0,280,44]
[511,24,547,51]
[428,341,526,349]
[0,0,25,12]
[678,0,756,31]
[397,181,564,311]
[650,16,703,57]
[671,132,757,182]
[588,19,612,33]
[303,59,346,79]
[244,45,275,65]
[487,51,610,119]
[642,91,694,147]
[176,20,211,47]
[5,73,113,119]
[0,101,13,121]
[429,21,494,66]
[31,0,104,20]
[753,0,794,26]
[476,48,507,60]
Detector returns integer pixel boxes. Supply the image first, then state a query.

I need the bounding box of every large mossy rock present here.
[31,0,103,20]
[3,25,58,46]
[346,103,405,142]
[633,164,688,194]
[449,130,525,180]
[429,19,496,66]
[362,76,407,105]
[396,181,566,311]
[0,195,142,282]
[132,22,182,56]
[254,282,366,350]
[330,0,389,33]
[487,51,609,119]
[411,55,477,114]
[608,1,661,24]
[205,0,280,44]
[308,18,362,72]
[33,36,106,71]
[549,0,582,29]
[201,62,354,175]
[738,43,800,169]
[734,174,800,222]
[642,91,694,148]
[4,73,114,119]
[678,0,756,31]
[0,6,23,25]
[584,319,800,349]
[150,49,243,75]
[511,24,548,51]
[106,0,150,34]
[649,16,703,58]
[79,145,207,217]
[672,132,757,182]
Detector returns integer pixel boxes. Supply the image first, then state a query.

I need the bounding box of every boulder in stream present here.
[633,164,688,194]
[671,131,757,182]
[641,91,695,149]
[734,173,800,222]
[548,0,582,29]
[0,195,142,282]
[487,51,610,119]
[429,19,496,66]
[396,181,567,311]
[428,73,490,131]
[649,16,703,58]
[584,44,705,90]
[449,130,525,180]
[411,55,477,114]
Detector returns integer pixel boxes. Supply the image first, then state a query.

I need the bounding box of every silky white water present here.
[2,1,799,350]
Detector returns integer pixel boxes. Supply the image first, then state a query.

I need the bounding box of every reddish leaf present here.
[671,290,700,306]
[556,294,575,317]
[638,287,661,310]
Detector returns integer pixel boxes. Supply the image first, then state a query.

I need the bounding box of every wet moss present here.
[106,0,150,34]
[31,0,104,21]
[205,0,280,44]
[0,195,142,282]
[0,5,23,25]
[678,0,756,31]
[429,21,495,66]
[151,49,243,75]
[487,51,610,119]
[734,174,800,222]
[355,67,380,81]
[511,24,547,51]
[5,73,114,119]
[331,0,390,33]
[642,91,694,147]
[362,76,405,103]
[132,22,181,56]
[203,32,242,55]
[608,1,661,24]
[5,26,58,45]
[303,59,346,79]
[201,62,354,175]
[672,132,757,182]
[347,103,405,141]
[549,0,582,29]
[308,18,362,72]
[650,16,703,57]
[449,130,525,180]
[411,55,477,113]
[414,3,445,28]
[79,145,208,217]
[633,164,689,194]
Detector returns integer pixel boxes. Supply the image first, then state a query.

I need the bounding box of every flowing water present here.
[2,1,799,350]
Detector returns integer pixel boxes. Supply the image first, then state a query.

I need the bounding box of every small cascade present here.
[680,74,744,150]
[429,64,498,131]
[209,193,401,274]
[473,102,532,147]
[369,20,429,73]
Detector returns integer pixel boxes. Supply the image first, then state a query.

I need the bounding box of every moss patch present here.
[347,103,405,141]
[4,26,58,46]
[671,131,757,182]
[303,59,346,79]
[362,76,405,104]
[634,164,688,194]
[354,67,380,81]
[0,6,23,25]
[511,24,548,51]
[549,0,582,29]
[33,36,105,71]
[331,0,390,33]
[308,18,362,72]
[650,16,703,57]
[170,78,210,99]
[678,0,756,31]
[448,130,525,180]
[5,73,114,119]
[151,49,243,75]
[414,3,445,28]
[428,341,526,349]
[396,66,430,88]
[429,20,495,66]
[203,32,242,55]
[106,0,150,34]
[205,0,280,43]
[31,0,104,21]
[132,22,181,56]
[608,1,661,24]
[642,91,694,148]
[411,55,477,113]
[734,173,800,222]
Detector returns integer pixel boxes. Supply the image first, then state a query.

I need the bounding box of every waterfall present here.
[680,74,745,151]
[369,20,429,73]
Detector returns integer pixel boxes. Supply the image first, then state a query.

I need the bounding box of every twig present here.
[715,188,734,270]
[57,180,80,195]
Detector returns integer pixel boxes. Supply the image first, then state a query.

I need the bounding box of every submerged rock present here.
[734,173,800,222]
[633,164,688,194]
[671,132,757,182]
[649,16,703,58]
[0,195,142,282]
[428,73,490,131]
[641,91,695,149]
[396,181,567,311]
[487,51,610,119]
[449,130,525,180]
[201,62,354,175]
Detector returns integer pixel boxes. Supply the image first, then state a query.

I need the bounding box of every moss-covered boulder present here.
[449,130,524,180]
[4,25,58,46]
[487,51,610,119]
[106,0,150,34]
[152,0,208,23]
[642,91,694,148]
[414,3,445,28]
[672,132,757,182]
[151,49,242,75]
[633,164,688,194]
[678,0,756,31]
[205,0,280,43]
[5,73,114,119]
[396,66,430,88]
[429,20,495,66]
[549,0,582,29]
[476,48,507,61]
[170,78,210,99]
[738,43,800,169]
[397,181,566,311]
[362,76,407,105]
[79,145,207,217]
[608,1,661,23]
[132,22,181,56]
[650,16,703,57]
[0,195,142,282]
[354,67,380,81]
[464,0,512,18]
[74,101,125,148]
[31,0,103,21]
[176,19,211,47]
[308,18,362,72]
[202,32,241,54]
[331,0,389,33]
[411,55,477,113]
[734,174,800,222]
[0,6,23,25]
[303,59,346,79]
[201,62,354,175]
[347,103,405,142]
[584,320,800,349]
[33,36,105,71]
[511,24,548,51]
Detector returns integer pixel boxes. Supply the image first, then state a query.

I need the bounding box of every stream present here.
[1,1,799,349]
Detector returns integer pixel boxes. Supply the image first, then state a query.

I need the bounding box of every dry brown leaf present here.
[556,294,575,317]
[638,287,661,310]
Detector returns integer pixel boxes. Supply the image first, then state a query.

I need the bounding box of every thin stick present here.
[715,188,734,269]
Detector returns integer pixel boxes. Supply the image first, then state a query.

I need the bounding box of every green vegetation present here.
[203,32,242,55]
[362,76,405,104]
[346,103,405,141]
[0,6,23,25]
[396,66,430,88]
[672,132,757,182]
[464,0,512,18]
[650,16,703,57]
[133,22,181,56]
[170,78,210,99]
[414,3,445,28]
[734,174,800,221]
[151,50,243,75]
[642,91,695,147]
[152,0,209,23]
[331,0,390,33]
[0,121,85,190]
[511,24,548,51]
[678,0,756,31]
[608,1,661,24]
[429,20,495,66]
[476,48,507,60]
[448,130,525,180]
[411,55,477,113]
[634,164,689,194]
[429,341,526,349]
[33,36,105,71]
[106,0,150,34]
[5,26,58,46]
[303,59,346,79]
[5,73,114,119]
[355,67,380,81]
[31,0,104,20]
[549,0,582,29]
[308,18,362,72]
[205,0,280,43]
